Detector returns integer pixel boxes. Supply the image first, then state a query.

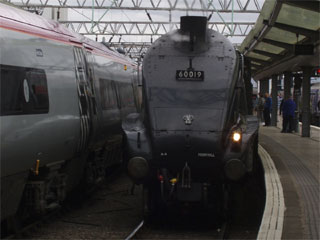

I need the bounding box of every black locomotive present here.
[123,16,259,215]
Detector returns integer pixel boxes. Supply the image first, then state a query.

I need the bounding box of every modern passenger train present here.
[311,82,320,126]
[0,2,139,227]
[123,16,259,216]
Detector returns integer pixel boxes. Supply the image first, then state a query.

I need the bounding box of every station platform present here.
[259,125,319,239]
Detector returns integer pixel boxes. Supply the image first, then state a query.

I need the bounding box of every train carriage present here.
[0,2,139,226]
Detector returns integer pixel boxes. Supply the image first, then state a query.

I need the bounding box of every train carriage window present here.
[26,69,49,111]
[0,65,49,116]
[117,82,136,108]
[99,79,118,110]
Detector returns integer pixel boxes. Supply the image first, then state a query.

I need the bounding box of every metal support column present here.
[283,71,292,100]
[293,75,302,133]
[301,67,312,137]
[271,75,278,126]
[259,78,269,95]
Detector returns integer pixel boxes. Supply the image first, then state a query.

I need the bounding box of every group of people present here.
[255,92,296,133]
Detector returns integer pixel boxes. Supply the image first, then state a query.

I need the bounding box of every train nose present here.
[224,158,246,181]
[127,157,149,183]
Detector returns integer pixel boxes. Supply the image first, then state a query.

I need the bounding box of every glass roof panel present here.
[277,4,320,31]
[255,42,284,54]
[239,0,277,52]
[264,28,306,44]
[246,52,270,61]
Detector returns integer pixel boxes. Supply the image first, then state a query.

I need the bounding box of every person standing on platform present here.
[281,95,296,133]
[278,94,283,110]
[256,93,265,123]
[263,93,272,126]
[279,98,284,115]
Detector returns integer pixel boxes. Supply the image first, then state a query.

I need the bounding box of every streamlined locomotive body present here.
[123,16,258,214]
[0,3,139,225]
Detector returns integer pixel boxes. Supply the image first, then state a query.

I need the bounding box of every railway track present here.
[3,166,125,239]
[4,209,61,239]
[125,218,229,239]
[3,166,263,239]
[125,220,145,240]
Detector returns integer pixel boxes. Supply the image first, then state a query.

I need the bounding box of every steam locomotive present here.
[123,16,259,216]
[0,3,139,227]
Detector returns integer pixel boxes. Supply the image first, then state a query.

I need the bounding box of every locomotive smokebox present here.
[180,16,207,43]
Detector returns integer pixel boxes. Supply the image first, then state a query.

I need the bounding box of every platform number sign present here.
[176,70,204,81]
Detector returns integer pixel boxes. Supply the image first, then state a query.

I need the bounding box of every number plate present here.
[176,70,204,81]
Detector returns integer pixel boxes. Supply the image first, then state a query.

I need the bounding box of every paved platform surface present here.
[276,115,320,142]
[259,126,320,239]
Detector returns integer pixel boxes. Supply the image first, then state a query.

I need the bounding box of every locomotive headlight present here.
[232,131,241,142]
[230,129,242,152]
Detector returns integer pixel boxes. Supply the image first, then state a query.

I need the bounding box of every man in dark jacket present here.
[256,93,265,123]
[281,95,296,133]
[263,93,272,126]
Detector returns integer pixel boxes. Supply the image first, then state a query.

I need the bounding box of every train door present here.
[112,80,122,110]
[84,50,99,142]
[73,47,93,152]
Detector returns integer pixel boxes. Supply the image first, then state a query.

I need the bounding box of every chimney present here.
[180,16,207,43]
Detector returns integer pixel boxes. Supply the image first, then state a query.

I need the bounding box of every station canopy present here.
[239,0,320,80]
[7,0,265,60]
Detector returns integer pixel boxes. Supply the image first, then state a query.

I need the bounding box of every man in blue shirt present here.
[263,93,272,126]
[281,95,296,133]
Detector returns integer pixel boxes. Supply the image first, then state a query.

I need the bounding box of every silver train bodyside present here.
[0,3,139,224]
[123,16,258,213]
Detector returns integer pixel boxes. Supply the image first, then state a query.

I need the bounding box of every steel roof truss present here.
[183,0,189,8]
[148,24,155,34]
[77,23,83,33]
[253,0,260,11]
[83,24,90,34]
[225,0,232,10]
[217,0,224,9]
[8,0,261,11]
[102,24,108,34]
[243,0,250,10]
[96,24,102,34]
[141,24,148,34]
[161,24,168,33]
[167,0,179,8]
[122,24,128,34]
[8,0,262,58]
[236,0,243,10]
